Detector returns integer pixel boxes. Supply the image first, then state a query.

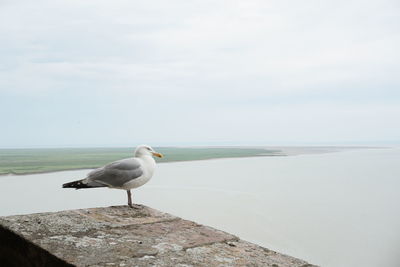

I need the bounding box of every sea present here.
[0,147,399,267]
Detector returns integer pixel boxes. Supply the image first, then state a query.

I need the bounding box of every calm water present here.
[1,148,399,267]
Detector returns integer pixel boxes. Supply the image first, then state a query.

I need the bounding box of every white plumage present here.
[63,145,163,208]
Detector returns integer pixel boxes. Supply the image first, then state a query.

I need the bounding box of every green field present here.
[0,147,282,175]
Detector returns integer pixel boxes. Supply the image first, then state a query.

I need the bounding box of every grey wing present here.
[86,158,144,188]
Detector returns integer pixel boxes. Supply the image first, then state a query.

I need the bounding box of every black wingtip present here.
[62,179,90,189]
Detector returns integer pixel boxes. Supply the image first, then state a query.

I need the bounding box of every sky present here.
[0,0,399,148]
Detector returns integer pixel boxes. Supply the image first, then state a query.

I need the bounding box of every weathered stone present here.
[0,206,317,267]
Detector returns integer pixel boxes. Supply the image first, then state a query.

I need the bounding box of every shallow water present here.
[1,148,399,267]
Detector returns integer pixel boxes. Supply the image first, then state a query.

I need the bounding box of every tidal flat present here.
[0,147,278,175]
[0,147,398,267]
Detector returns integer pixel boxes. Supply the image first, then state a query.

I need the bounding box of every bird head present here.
[134,145,163,158]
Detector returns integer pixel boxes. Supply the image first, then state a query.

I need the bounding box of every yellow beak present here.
[152,152,163,158]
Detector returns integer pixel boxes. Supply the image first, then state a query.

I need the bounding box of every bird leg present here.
[127,190,133,208]
[127,190,141,209]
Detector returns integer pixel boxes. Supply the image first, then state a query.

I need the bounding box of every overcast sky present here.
[0,0,399,148]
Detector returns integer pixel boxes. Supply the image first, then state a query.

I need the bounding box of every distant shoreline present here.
[0,146,384,176]
[0,154,284,177]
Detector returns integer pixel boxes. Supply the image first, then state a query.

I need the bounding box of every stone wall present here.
[0,206,316,267]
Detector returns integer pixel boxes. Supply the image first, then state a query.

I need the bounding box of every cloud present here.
[0,0,399,146]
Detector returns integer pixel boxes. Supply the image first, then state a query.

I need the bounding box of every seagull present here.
[62,145,163,208]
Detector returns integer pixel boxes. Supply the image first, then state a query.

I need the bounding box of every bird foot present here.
[128,204,142,209]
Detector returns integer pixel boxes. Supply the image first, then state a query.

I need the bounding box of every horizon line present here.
[0,142,397,150]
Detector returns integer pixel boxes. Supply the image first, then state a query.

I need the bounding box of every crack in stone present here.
[183,236,240,251]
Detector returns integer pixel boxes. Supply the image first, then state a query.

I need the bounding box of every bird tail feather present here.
[63,179,93,189]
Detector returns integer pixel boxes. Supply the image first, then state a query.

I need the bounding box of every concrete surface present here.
[0,205,316,267]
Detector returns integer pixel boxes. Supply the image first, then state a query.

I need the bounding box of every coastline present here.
[0,145,381,176]
[0,148,398,266]
[0,154,284,177]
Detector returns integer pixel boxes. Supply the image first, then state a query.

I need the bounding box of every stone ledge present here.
[0,206,316,267]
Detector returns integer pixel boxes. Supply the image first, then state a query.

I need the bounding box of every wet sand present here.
[0,148,399,267]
